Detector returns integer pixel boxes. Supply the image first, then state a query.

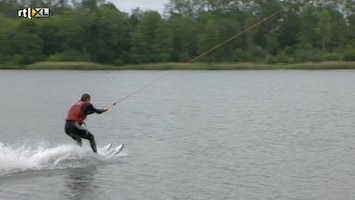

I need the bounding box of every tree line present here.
[0,0,354,66]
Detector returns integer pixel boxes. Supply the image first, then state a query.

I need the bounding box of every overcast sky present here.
[107,0,170,13]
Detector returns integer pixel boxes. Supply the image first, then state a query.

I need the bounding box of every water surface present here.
[0,70,354,200]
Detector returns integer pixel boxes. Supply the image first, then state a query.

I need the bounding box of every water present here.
[0,70,354,200]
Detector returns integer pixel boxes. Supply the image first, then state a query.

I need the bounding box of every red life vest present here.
[66,101,87,123]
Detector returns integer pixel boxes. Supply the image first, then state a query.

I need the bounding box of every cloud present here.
[108,0,169,13]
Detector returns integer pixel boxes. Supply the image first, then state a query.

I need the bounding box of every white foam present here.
[0,142,106,176]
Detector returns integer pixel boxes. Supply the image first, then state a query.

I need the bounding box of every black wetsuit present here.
[65,103,105,153]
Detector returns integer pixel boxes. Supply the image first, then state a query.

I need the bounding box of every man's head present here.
[81,93,91,102]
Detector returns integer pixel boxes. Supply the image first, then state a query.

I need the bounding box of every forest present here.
[0,0,354,67]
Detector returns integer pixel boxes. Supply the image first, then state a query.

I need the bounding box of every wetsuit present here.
[65,101,106,153]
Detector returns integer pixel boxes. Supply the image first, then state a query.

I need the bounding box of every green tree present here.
[0,0,355,66]
[166,0,201,17]
[0,0,22,18]
[87,4,131,64]
[348,13,355,49]
[82,0,105,12]
[254,0,283,56]
[198,13,220,63]
[168,14,199,62]
[294,7,319,62]
[328,10,353,52]
[315,7,331,57]
[57,10,92,61]
[131,11,173,63]
[6,20,43,64]
[215,17,242,62]
[234,10,264,62]
[38,19,64,57]
[0,14,17,63]
[278,9,300,49]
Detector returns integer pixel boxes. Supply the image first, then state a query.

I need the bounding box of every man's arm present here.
[82,103,107,115]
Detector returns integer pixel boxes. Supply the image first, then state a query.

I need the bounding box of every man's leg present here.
[72,122,97,153]
[84,131,97,153]
[65,121,82,146]
[71,136,82,146]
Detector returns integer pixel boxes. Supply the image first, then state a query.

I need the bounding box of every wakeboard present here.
[101,143,113,153]
[109,144,124,156]
[100,143,124,156]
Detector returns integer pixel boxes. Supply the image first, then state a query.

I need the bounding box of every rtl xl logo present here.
[18,8,50,19]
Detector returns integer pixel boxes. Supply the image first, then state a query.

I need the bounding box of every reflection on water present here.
[64,167,98,200]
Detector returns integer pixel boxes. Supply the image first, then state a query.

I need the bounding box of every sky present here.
[107,0,170,13]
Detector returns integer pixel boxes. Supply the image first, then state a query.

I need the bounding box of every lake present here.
[0,70,354,200]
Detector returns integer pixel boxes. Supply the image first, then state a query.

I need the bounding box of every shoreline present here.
[1,61,355,70]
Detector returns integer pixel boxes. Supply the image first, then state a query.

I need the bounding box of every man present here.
[65,93,107,153]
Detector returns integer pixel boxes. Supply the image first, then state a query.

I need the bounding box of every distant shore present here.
[1,61,355,70]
